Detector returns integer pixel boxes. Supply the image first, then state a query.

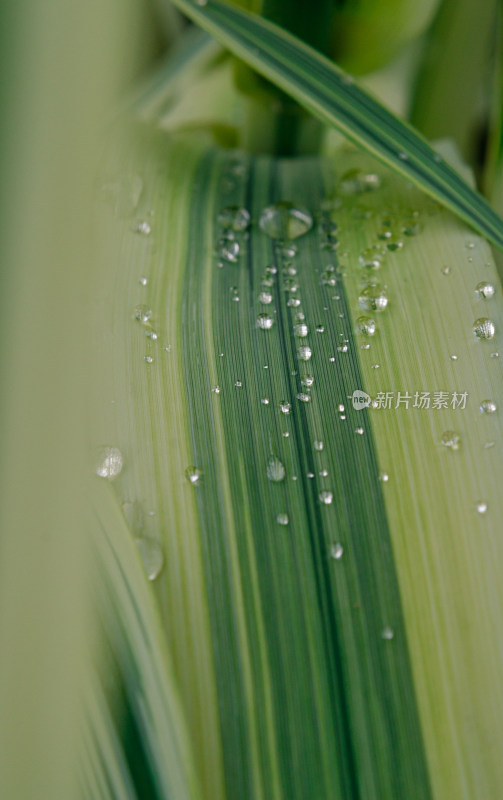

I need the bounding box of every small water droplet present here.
[95,446,123,479]
[259,291,273,304]
[358,247,383,270]
[276,513,289,525]
[302,375,314,387]
[319,468,329,477]
[279,401,291,414]
[475,501,488,515]
[234,380,242,388]
[386,236,404,252]
[297,346,312,361]
[398,151,408,160]
[441,430,461,451]
[450,354,458,361]
[145,329,158,340]
[484,441,495,449]
[267,455,286,482]
[402,220,422,236]
[319,490,333,505]
[134,304,153,324]
[357,316,376,336]
[144,355,154,364]
[280,244,298,258]
[293,323,309,337]
[256,312,275,330]
[381,626,395,640]
[441,265,451,275]
[475,281,495,300]
[132,220,151,235]
[136,536,164,581]
[139,276,148,286]
[287,297,301,307]
[480,399,497,414]
[259,202,313,240]
[315,324,325,333]
[355,427,364,435]
[330,543,344,560]
[473,318,495,340]
[314,440,324,451]
[296,392,311,403]
[361,343,371,350]
[217,205,250,231]
[338,169,381,195]
[359,284,388,311]
[490,352,499,358]
[220,240,240,263]
[261,397,270,405]
[379,472,389,482]
[185,466,202,485]
[211,385,221,394]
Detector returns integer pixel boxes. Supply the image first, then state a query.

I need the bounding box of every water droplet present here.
[402,220,422,236]
[381,626,395,640]
[132,219,151,236]
[441,265,451,275]
[321,266,338,286]
[276,513,289,525]
[234,380,242,388]
[450,354,458,361]
[337,345,348,353]
[379,472,389,482]
[145,329,158,340]
[398,151,408,160]
[185,466,202,485]
[441,431,461,451]
[330,543,344,560]
[297,346,312,361]
[256,312,275,330]
[302,375,314,387]
[136,536,164,581]
[473,318,495,340]
[385,236,404,252]
[490,352,500,358]
[287,297,301,307]
[139,276,148,286]
[315,324,325,333]
[359,284,388,311]
[357,316,376,336]
[296,392,311,403]
[217,205,250,231]
[219,240,240,263]
[259,202,313,240]
[211,385,221,394]
[355,427,364,435]
[361,343,371,350]
[319,468,329,477]
[95,446,123,479]
[261,397,270,405]
[293,323,309,337]
[484,441,495,449]
[475,501,488,515]
[259,291,273,304]
[144,355,153,363]
[480,399,497,414]
[314,440,324,451]
[280,244,298,258]
[319,490,333,505]
[267,456,286,482]
[279,401,291,414]
[338,169,381,195]
[475,281,495,300]
[194,0,208,6]
[134,304,152,324]
[358,247,383,270]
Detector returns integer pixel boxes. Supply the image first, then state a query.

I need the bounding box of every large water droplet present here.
[441,431,461,451]
[301,375,314,387]
[473,318,495,340]
[475,281,495,300]
[256,312,275,330]
[217,205,250,231]
[279,401,291,414]
[267,455,286,482]
[297,346,312,361]
[359,285,388,311]
[480,399,497,414]
[134,304,153,324]
[296,392,311,403]
[259,202,313,240]
[136,536,164,581]
[259,290,273,304]
[95,446,123,479]
[357,316,376,336]
[185,466,202,485]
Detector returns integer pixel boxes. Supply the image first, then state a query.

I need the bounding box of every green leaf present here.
[167,0,503,251]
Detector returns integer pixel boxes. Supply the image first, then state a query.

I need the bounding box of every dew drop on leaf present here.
[95,446,123,480]
[185,466,202,485]
[266,456,286,483]
[480,399,497,414]
[359,284,388,311]
[259,201,313,240]
[473,318,495,340]
[136,536,164,581]
[475,281,495,300]
[256,312,274,330]
[330,543,344,560]
[217,205,250,231]
[441,431,461,451]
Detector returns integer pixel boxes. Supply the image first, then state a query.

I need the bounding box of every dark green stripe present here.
[182,149,432,799]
